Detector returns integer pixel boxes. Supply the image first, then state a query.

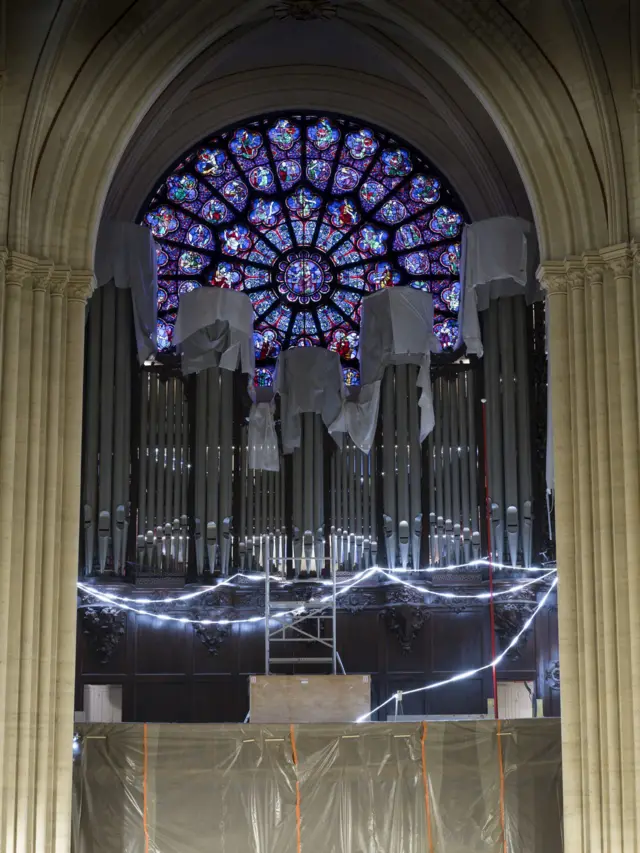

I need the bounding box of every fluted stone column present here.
[539,242,640,853]
[0,249,92,852]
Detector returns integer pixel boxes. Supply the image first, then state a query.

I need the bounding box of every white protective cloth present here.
[94,221,158,362]
[461,217,537,357]
[173,287,255,379]
[357,288,441,443]
[274,348,344,454]
[248,401,280,472]
[328,381,381,454]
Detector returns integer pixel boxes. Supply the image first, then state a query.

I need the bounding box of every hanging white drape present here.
[274,348,344,454]
[352,287,441,446]
[94,220,158,362]
[173,287,255,379]
[460,216,538,357]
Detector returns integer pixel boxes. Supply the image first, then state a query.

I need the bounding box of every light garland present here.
[78,566,556,627]
[78,563,557,608]
[355,577,558,722]
[374,568,557,600]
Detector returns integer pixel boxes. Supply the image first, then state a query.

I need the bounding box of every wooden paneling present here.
[76,588,559,723]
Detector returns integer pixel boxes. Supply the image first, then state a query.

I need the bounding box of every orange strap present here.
[290,725,302,853]
[143,723,150,853]
[496,721,507,853]
[420,721,434,853]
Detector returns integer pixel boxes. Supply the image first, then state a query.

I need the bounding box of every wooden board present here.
[249,674,371,723]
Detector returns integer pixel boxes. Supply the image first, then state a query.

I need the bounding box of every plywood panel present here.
[250,674,370,723]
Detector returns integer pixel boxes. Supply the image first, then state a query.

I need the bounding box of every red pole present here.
[481,398,499,720]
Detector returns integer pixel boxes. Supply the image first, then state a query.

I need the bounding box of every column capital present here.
[565,260,585,291]
[600,243,633,278]
[66,270,95,303]
[4,251,38,287]
[537,261,567,295]
[31,261,55,293]
[582,253,605,286]
[49,267,71,298]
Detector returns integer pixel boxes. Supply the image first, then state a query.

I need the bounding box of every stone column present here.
[0,249,92,852]
[539,243,640,853]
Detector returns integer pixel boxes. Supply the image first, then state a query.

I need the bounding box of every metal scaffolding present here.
[264,557,338,675]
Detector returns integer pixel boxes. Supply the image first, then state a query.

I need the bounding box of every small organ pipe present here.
[486,301,504,562]
[303,412,313,535]
[165,376,174,534]
[499,298,519,566]
[363,448,370,567]
[427,430,436,564]
[219,369,233,574]
[313,414,324,571]
[408,365,421,571]
[112,288,128,574]
[355,447,363,567]
[382,367,396,568]
[347,441,356,566]
[138,371,149,552]
[341,443,349,564]
[396,365,410,568]
[121,301,132,571]
[459,372,471,562]
[434,378,444,562]
[239,426,247,569]
[467,369,478,536]
[207,367,220,571]
[514,298,533,565]
[173,381,182,525]
[194,372,206,574]
[293,445,303,576]
[83,289,101,574]
[450,374,461,564]
[156,378,166,544]
[180,386,189,520]
[98,283,115,572]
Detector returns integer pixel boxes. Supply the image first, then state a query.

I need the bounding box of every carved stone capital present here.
[49,268,71,297]
[565,262,585,292]
[537,262,567,296]
[582,253,605,287]
[31,261,54,293]
[5,251,38,287]
[601,244,633,279]
[67,270,95,303]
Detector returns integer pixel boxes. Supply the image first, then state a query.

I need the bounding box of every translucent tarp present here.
[72,720,562,853]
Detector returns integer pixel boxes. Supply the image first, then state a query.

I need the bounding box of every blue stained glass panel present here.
[141,112,465,365]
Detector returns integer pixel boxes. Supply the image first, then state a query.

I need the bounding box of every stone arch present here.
[105,67,523,225]
[18,0,616,269]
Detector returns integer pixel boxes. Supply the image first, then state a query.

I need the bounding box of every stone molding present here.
[600,244,634,279]
[0,250,93,300]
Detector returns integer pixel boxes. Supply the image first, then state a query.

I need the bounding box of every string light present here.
[78,564,556,607]
[355,577,558,722]
[78,565,556,627]
[374,568,557,600]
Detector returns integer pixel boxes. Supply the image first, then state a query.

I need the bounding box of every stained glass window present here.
[141,114,466,385]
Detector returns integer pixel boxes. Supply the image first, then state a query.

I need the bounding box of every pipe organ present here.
[80,290,548,577]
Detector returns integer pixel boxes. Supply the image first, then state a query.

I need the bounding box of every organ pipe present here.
[80,294,539,578]
[382,368,396,568]
[408,366,422,570]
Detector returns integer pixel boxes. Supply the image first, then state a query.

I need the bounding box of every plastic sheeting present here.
[94,220,158,362]
[173,287,254,378]
[72,720,562,853]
